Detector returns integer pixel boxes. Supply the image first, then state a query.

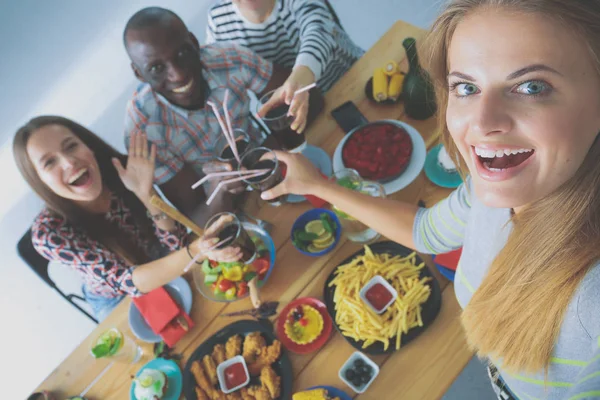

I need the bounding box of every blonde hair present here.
[424,0,600,374]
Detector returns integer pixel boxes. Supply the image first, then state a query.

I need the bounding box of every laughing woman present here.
[14,116,241,321]
[260,1,600,398]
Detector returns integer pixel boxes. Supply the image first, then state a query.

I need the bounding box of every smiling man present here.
[122,7,292,223]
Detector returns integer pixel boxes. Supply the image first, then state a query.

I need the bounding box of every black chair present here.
[17,229,98,324]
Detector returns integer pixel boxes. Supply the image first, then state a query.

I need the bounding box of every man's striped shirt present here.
[206,0,364,92]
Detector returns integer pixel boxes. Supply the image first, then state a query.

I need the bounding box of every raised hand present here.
[112,132,157,204]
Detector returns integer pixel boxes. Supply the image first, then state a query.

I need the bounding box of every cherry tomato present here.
[252,257,270,275]
[210,260,219,268]
[237,282,249,297]
[218,279,235,292]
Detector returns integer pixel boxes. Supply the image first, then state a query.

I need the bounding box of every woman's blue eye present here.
[455,83,479,96]
[515,80,549,96]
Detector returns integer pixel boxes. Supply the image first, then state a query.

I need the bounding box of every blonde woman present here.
[260,1,600,398]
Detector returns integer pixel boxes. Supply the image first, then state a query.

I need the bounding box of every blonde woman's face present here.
[447,9,600,209]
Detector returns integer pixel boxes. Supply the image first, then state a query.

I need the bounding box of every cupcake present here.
[284,305,324,345]
[134,369,167,400]
[437,146,458,173]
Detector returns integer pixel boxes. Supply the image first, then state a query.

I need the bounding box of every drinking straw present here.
[205,171,267,205]
[223,90,241,163]
[80,361,114,397]
[293,82,317,97]
[207,100,239,164]
[191,169,270,190]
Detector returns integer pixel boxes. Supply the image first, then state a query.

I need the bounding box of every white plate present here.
[287,144,333,203]
[333,120,427,195]
[129,277,193,343]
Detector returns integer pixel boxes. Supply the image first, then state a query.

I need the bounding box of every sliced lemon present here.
[313,236,336,249]
[313,232,333,245]
[305,220,326,236]
[307,244,323,253]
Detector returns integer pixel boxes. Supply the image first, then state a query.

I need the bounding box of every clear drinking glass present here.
[331,168,386,243]
[90,328,142,364]
[257,89,307,153]
[239,147,286,206]
[204,212,257,264]
[215,129,255,169]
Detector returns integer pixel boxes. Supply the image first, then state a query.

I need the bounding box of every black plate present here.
[182,320,293,400]
[365,77,402,105]
[323,241,442,355]
[340,120,413,184]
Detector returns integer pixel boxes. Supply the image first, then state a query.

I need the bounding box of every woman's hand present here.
[258,65,315,133]
[196,213,243,262]
[261,151,329,200]
[113,132,156,203]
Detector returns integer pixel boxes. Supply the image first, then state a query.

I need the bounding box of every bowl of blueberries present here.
[338,351,380,393]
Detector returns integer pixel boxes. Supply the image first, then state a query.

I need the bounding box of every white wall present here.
[0,1,440,398]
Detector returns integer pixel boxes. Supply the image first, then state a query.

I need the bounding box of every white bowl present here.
[359,275,398,314]
[338,351,380,393]
[216,355,250,394]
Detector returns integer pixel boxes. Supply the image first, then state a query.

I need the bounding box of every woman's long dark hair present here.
[13,116,158,264]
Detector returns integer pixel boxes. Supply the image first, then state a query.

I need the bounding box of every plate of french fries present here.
[323,242,442,354]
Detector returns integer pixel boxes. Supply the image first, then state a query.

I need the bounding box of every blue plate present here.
[129,277,193,343]
[307,385,352,400]
[130,358,182,400]
[291,208,341,257]
[424,144,463,188]
[287,144,333,203]
[434,262,456,281]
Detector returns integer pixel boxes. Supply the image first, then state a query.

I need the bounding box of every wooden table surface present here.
[35,20,472,400]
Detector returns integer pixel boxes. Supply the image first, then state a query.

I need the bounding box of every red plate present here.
[276,297,333,355]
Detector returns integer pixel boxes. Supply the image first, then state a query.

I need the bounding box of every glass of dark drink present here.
[215,129,255,169]
[204,212,257,264]
[239,147,285,206]
[257,89,307,153]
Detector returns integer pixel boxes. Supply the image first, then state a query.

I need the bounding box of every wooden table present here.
[35,20,472,400]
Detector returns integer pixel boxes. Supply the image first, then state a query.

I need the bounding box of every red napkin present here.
[132,287,194,347]
[433,248,463,271]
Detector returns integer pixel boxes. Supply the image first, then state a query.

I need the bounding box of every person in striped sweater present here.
[206,0,364,126]
[260,1,600,398]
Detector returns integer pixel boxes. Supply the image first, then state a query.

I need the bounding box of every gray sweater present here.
[413,179,600,400]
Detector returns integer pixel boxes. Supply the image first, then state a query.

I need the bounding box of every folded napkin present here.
[433,247,462,271]
[132,287,194,347]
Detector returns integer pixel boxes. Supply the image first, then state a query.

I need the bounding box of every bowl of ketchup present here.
[216,355,250,394]
[359,276,398,315]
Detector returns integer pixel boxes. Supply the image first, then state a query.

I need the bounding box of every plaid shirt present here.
[124,43,273,185]
[31,193,188,298]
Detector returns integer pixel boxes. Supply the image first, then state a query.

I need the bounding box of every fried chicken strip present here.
[260,365,281,399]
[212,343,227,365]
[239,388,255,400]
[242,332,267,364]
[248,340,282,376]
[195,386,210,400]
[203,354,219,386]
[226,334,243,359]
[248,385,273,400]
[191,361,220,399]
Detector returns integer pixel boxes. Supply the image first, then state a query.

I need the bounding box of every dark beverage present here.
[219,139,250,168]
[240,148,285,206]
[212,216,257,264]
[259,92,306,152]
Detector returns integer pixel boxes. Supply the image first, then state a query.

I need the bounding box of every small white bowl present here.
[216,355,250,394]
[359,275,398,314]
[338,351,380,393]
